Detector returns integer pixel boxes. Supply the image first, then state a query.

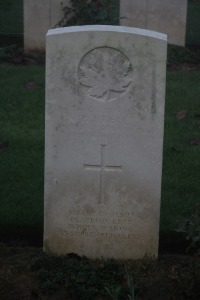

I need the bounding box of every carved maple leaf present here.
[79,48,133,101]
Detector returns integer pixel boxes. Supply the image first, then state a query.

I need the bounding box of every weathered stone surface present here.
[120,0,188,46]
[44,25,167,259]
[24,0,70,52]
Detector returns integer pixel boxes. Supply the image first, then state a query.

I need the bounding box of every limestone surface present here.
[44,25,167,259]
[24,0,70,51]
[120,0,188,46]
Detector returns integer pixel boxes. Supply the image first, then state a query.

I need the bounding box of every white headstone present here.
[24,0,71,52]
[44,25,167,259]
[120,0,188,46]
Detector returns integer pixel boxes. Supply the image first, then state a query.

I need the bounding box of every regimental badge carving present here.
[78,47,133,102]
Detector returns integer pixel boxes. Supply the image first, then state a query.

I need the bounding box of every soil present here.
[0,244,199,300]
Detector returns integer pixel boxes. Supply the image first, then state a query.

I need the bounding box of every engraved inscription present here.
[84,145,122,205]
[78,47,133,101]
[63,210,136,240]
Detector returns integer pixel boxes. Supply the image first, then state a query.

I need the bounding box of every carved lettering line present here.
[69,217,133,225]
[63,230,135,239]
[68,209,135,218]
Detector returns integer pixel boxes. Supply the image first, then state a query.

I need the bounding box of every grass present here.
[0,64,200,233]
[0,64,45,230]
[161,71,200,231]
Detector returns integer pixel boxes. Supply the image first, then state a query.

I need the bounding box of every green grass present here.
[161,71,200,231]
[0,65,45,230]
[0,65,200,233]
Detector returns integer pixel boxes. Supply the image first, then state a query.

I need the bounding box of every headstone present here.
[24,0,71,52]
[120,0,188,46]
[44,25,167,259]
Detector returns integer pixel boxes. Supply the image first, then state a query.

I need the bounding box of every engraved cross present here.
[84,145,122,205]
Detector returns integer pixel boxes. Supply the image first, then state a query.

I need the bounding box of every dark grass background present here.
[0,65,45,232]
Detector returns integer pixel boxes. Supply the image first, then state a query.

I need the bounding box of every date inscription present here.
[63,210,136,240]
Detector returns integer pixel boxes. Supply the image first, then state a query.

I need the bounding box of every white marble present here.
[24,0,71,51]
[44,25,167,259]
[120,0,188,46]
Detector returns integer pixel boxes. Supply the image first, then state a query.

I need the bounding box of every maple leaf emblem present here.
[78,47,133,101]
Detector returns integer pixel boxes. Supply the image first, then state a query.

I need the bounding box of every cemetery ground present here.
[0,244,199,300]
[0,1,200,299]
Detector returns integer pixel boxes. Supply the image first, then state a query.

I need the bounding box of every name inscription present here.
[63,210,136,240]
